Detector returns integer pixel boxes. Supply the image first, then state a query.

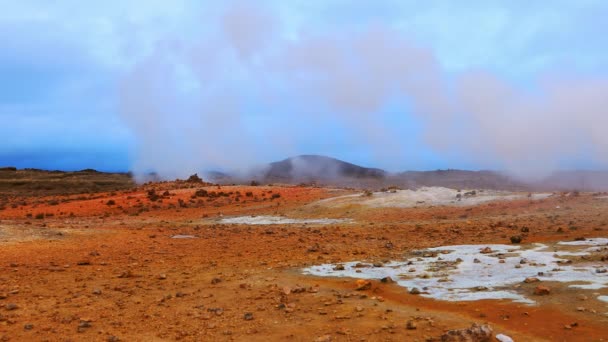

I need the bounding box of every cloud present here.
[3,1,608,176]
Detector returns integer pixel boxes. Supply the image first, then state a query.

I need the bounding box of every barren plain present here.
[0,177,607,341]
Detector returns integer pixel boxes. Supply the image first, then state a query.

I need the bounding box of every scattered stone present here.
[534,285,551,296]
[355,279,371,291]
[333,264,345,271]
[406,320,417,330]
[381,276,394,283]
[480,247,493,254]
[158,273,167,280]
[315,335,332,342]
[5,303,18,311]
[409,287,421,295]
[524,277,540,283]
[243,312,254,321]
[107,336,120,342]
[211,277,222,284]
[24,323,33,331]
[77,320,92,333]
[92,288,102,295]
[440,323,493,342]
[117,270,133,278]
[510,236,522,244]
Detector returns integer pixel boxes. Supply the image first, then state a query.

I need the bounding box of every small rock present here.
[480,247,492,254]
[355,279,371,291]
[524,277,540,283]
[409,287,421,295]
[92,288,102,295]
[406,320,417,330]
[534,285,550,295]
[5,303,18,311]
[24,324,33,331]
[211,277,222,284]
[77,320,92,333]
[510,236,522,244]
[440,323,492,342]
[243,312,254,321]
[333,264,345,271]
[315,335,332,342]
[158,274,167,280]
[380,277,394,283]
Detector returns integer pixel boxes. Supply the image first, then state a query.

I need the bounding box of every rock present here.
[315,335,332,342]
[355,279,371,291]
[381,277,394,283]
[409,287,421,295]
[24,323,33,331]
[480,247,492,254]
[92,288,102,295]
[77,320,92,333]
[117,270,133,278]
[157,273,167,280]
[534,285,551,295]
[495,334,514,342]
[406,320,417,330]
[243,312,254,320]
[373,262,384,267]
[5,303,18,311]
[333,264,345,271]
[524,277,540,283]
[107,336,120,342]
[211,277,222,284]
[510,236,522,244]
[440,323,493,342]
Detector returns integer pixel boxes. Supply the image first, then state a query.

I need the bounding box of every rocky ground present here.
[0,183,606,341]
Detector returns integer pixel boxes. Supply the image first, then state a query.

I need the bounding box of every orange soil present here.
[0,184,606,341]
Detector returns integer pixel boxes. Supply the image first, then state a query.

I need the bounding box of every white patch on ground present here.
[303,240,608,305]
[598,295,608,303]
[219,215,351,225]
[171,235,197,239]
[495,334,514,342]
[558,238,608,246]
[318,187,552,208]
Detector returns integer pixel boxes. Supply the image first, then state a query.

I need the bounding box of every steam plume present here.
[119,2,608,180]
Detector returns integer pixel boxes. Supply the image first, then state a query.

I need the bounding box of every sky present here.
[1,1,608,178]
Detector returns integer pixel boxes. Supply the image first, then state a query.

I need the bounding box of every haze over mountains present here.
[4,154,608,191]
[210,155,608,192]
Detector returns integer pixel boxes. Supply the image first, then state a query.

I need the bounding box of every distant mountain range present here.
[206,155,608,191]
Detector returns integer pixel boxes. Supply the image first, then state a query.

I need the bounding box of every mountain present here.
[262,155,386,182]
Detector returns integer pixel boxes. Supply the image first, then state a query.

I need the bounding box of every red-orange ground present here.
[0,184,606,341]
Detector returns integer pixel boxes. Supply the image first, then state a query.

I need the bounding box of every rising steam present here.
[119,2,608,180]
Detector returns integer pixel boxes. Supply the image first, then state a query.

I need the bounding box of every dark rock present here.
[440,323,493,342]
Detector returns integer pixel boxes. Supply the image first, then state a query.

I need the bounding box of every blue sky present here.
[2,1,608,175]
